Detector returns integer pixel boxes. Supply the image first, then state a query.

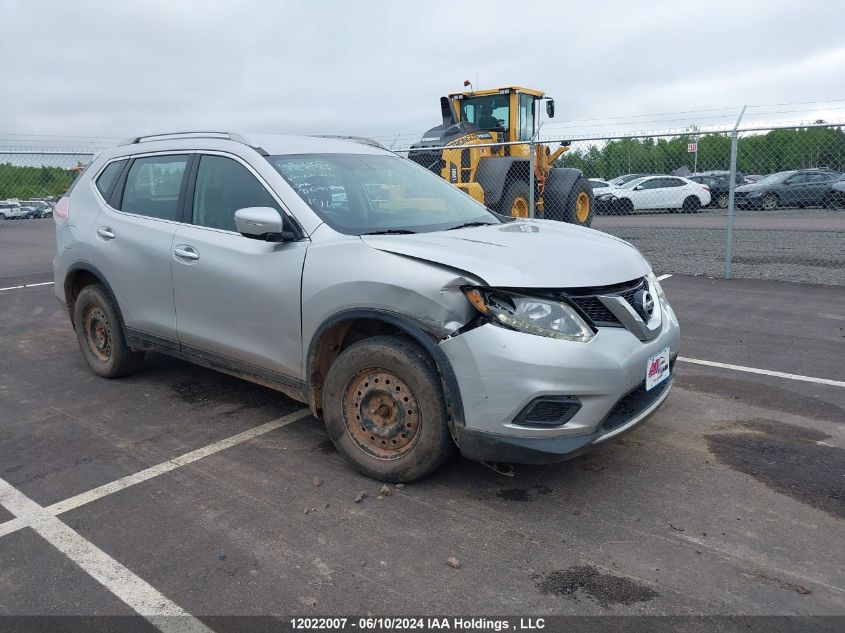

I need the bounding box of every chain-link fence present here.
[399,122,845,286]
[2,124,843,285]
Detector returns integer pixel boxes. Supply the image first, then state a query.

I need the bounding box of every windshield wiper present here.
[444,221,496,231]
[361,229,417,235]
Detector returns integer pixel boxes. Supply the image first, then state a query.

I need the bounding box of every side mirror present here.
[783,179,793,186]
[234,207,296,242]
[546,99,555,118]
[633,185,643,191]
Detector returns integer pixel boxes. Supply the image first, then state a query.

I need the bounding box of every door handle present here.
[173,245,200,261]
[97,226,115,240]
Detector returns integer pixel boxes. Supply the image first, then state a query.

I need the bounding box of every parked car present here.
[734,168,842,210]
[20,206,42,219]
[688,171,746,209]
[0,202,26,220]
[53,131,680,482]
[612,175,711,214]
[828,175,845,210]
[588,178,621,214]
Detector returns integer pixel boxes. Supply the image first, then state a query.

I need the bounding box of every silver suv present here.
[54,131,680,481]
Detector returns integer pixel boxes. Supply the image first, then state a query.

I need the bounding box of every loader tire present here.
[498,180,531,218]
[544,173,594,227]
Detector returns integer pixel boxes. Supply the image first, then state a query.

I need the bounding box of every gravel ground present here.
[594,206,844,285]
[602,226,845,285]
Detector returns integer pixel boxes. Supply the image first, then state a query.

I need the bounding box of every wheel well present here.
[65,269,102,321]
[307,318,405,416]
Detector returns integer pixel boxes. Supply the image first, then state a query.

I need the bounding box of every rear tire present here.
[716,194,729,209]
[72,284,145,378]
[545,175,593,227]
[498,180,531,218]
[322,335,455,482]
[682,196,700,213]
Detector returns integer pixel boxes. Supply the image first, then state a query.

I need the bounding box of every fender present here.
[63,262,122,324]
[306,308,466,434]
[475,157,529,208]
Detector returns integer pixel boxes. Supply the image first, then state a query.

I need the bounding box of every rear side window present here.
[119,155,189,220]
[191,155,279,232]
[95,160,126,199]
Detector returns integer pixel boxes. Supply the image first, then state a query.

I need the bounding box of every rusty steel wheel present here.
[343,369,421,460]
[72,284,145,379]
[322,335,455,482]
[82,304,112,362]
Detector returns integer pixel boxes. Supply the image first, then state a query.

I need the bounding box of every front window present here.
[269,154,500,235]
[459,95,509,132]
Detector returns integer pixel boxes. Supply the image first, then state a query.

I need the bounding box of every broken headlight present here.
[462,288,595,342]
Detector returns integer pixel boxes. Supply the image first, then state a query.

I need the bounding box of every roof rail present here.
[120,131,255,146]
[310,135,387,150]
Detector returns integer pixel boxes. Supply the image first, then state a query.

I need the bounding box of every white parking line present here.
[47,407,312,516]
[656,273,673,281]
[678,357,845,388]
[0,476,213,633]
[0,280,54,292]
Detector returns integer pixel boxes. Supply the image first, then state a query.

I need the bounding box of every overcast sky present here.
[2,0,843,147]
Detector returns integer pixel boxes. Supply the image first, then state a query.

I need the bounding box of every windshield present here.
[758,172,791,184]
[459,95,509,132]
[269,153,500,235]
[619,177,647,189]
[610,174,645,186]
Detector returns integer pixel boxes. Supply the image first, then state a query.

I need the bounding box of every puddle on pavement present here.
[707,419,844,519]
[536,564,658,606]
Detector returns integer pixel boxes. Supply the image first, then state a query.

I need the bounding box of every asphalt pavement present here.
[0,218,843,630]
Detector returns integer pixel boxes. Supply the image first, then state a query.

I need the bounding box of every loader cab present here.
[448,86,550,144]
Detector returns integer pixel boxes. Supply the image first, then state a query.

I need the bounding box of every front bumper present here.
[440,299,680,464]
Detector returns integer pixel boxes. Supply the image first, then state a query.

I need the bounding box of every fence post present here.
[725,105,746,279]
[528,140,535,218]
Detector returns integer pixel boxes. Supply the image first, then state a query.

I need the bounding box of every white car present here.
[612,175,711,213]
[0,201,26,220]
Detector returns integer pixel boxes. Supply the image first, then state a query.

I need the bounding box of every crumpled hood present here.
[361,220,651,288]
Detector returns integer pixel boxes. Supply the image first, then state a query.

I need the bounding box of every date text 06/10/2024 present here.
[290,617,547,631]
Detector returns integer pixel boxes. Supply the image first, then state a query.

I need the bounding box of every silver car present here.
[53,132,680,482]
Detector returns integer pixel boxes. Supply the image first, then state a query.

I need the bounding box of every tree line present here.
[556,126,845,179]
[0,163,79,200]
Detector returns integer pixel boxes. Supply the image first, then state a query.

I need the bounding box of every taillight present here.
[701,185,710,191]
[54,197,70,220]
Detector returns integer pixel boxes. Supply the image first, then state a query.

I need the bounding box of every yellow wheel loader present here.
[408,86,593,226]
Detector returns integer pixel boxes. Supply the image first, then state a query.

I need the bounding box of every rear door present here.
[663,177,688,208]
[172,152,308,381]
[88,153,191,343]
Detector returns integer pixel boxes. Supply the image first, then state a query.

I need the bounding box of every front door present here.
[172,153,309,381]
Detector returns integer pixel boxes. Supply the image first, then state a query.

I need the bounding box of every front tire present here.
[322,335,455,482]
[716,193,729,209]
[762,193,778,210]
[544,174,594,227]
[498,180,531,218]
[72,284,145,378]
[616,198,634,215]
